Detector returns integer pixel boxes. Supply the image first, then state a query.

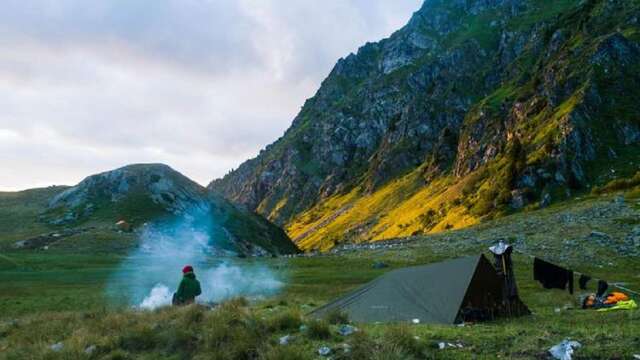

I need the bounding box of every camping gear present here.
[578,275,591,290]
[603,291,629,305]
[534,258,574,294]
[489,241,519,316]
[310,255,529,324]
[582,291,633,310]
[597,299,637,312]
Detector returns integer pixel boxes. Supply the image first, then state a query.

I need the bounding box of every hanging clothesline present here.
[506,247,640,296]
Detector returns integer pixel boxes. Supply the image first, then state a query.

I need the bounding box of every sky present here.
[0,0,423,191]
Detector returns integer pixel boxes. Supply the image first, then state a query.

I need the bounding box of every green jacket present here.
[175,272,202,304]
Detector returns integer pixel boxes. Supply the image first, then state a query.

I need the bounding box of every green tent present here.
[310,255,529,324]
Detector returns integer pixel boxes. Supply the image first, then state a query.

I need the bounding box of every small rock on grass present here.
[84,345,96,354]
[437,342,464,350]
[279,335,293,345]
[50,342,64,352]
[549,339,581,360]
[338,324,357,336]
[318,345,332,356]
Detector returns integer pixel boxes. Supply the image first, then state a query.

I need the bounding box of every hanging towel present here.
[533,258,574,294]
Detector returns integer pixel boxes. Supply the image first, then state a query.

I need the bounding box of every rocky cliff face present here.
[211,0,640,250]
[45,164,298,255]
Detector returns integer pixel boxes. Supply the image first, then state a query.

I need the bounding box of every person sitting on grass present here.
[173,265,202,306]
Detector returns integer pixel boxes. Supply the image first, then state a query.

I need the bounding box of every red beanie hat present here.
[182,265,194,274]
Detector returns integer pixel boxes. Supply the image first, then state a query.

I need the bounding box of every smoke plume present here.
[107,206,283,309]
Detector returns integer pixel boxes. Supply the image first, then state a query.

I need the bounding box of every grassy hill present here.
[1,189,638,358]
[0,187,69,246]
[0,164,298,256]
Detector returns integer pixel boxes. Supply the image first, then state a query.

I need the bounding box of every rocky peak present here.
[49,163,208,215]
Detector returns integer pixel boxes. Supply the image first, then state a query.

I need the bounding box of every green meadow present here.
[1,191,639,358]
[1,233,639,359]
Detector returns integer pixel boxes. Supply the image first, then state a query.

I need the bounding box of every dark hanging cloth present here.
[597,280,609,298]
[579,275,591,290]
[533,258,574,294]
[490,243,519,299]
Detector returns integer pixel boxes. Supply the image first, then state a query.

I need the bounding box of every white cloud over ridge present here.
[0,0,422,191]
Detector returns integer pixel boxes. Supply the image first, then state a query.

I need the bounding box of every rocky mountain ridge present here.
[211,0,640,250]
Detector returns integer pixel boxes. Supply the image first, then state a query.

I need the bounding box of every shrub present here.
[324,309,349,325]
[462,169,487,195]
[164,327,198,354]
[226,297,250,308]
[337,331,376,360]
[180,304,205,327]
[268,311,303,332]
[259,344,313,360]
[101,350,132,360]
[370,344,416,360]
[306,319,331,340]
[383,325,426,358]
[471,189,498,216]
[117,326,159,352]
[592,172,640,194]
[200,312,263,359]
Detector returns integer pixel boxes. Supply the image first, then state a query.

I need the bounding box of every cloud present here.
[0,0,423,191]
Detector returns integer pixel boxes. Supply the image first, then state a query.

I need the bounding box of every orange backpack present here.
[604,292,629,305]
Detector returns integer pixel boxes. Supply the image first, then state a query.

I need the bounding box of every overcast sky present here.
[0,0,423,191]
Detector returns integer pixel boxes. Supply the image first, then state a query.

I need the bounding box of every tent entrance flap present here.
[310,254,530,324]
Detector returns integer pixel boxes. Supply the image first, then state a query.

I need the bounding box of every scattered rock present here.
[279,335,293,345]
[50,342,64,352]
[511,190,526,209]
[84,345,96,354]
[549,339,581,360]
[613,195,625,204]
[338,325,357,336]
[541,193,552,208]
[437,342,464,350]
[412,318,420,324]
[318,345,332,356]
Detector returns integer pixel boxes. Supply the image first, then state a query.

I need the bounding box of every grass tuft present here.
[324,309,350,325]
[306,319,331,340]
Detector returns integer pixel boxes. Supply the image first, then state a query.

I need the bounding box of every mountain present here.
[210,0,640,251]
[1,164,298,255]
